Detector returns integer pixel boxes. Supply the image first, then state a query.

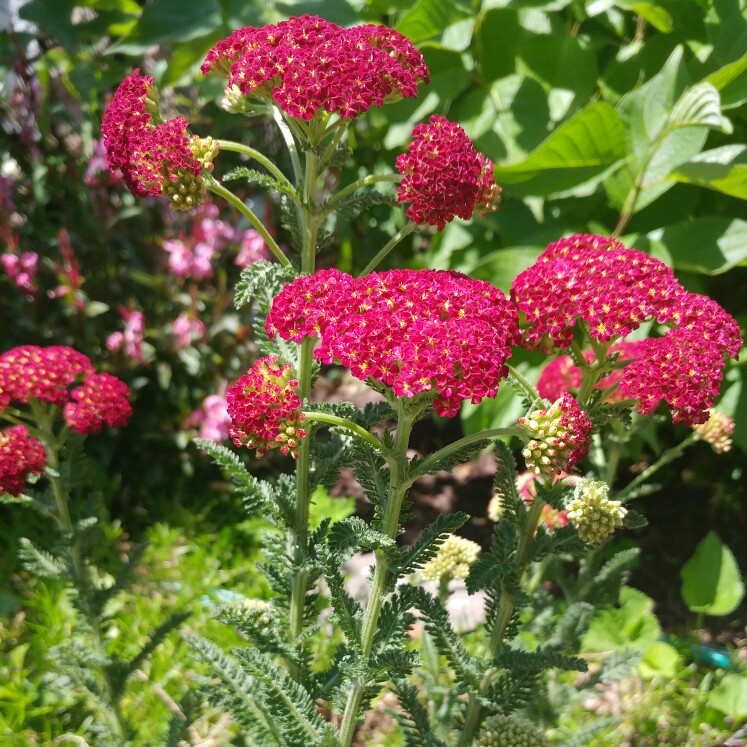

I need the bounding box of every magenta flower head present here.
[0,346,94,407]
[227,356,307,459]
[396,115,501,230]
[517,394,592,482]
[102,69,217,210]
[0,425,46,496]
[63,373,132,435]
[513,234,743,427]
[202,16,428,121]
[267,268,518,417]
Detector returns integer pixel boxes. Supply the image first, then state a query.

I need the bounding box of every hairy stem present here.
[215,139,295,189]
[338,406,416,747]
[507,364,540,403]
[457,496,545,746]
[324,172,402,213]
[204,177,288,266]
[359,222,417,276]
[303,412,389,454]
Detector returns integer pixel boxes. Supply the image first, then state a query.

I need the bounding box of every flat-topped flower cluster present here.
[202,15,429,121]
[267,268,519,417]
[512,234,742,425]
[0,424,46,496]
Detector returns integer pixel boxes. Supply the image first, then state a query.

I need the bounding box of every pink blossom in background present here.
[1,251,38,292]
[172,312,206,348]
[194,202,241,248]
[163,239,199,278]
[85,138,121,186]
[48,229,85,311]
[235,229,270,268]
[195,394,231,443]
[108,307,145,363]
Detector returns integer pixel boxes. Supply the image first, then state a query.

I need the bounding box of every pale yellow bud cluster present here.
[420,534,481,584]
[164,168,206,212]
[191,135,220,173]
[566,480,626,544]
[693,410,734,454]
[221,83,252,113]
[477,714,547,747]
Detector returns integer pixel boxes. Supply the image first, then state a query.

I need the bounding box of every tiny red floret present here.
[0,425,46,496]
[63,373,133,435]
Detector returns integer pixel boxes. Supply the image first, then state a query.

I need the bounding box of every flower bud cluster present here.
[693,410,734,454]
[102,70,208,209]
[420,534,481,584]
[0,346,131,436]
[0,425,46,496]
[477,714,547,747]
[267,268,518,417]
[226,356,307,459]
[566,480,626,544]
[513,234,743,426]
[396,115,500,230]
[202,15,428,121]
[518,394,592,481]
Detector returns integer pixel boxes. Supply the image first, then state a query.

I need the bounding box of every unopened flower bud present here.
[190,135,220,173]
[221,83,251,113]
[693,410,734,454]
[478,714,547,747]
[567,480,626,544]
[518,394,591,482]
[420,534,481,584]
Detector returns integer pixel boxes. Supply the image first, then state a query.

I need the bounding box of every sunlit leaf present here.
[669,145,747,200]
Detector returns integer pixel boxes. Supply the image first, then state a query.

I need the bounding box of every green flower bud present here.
[693,410,734,454]
[420,534,481,584]
[477,714,547,747]
[566,479,626,544]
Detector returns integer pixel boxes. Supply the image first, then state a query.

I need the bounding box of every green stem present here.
[319,120,349,168]
[457,496,545,746]
[272,107,303,182]
[359,222,417,276]
[204,178,289,267]
[409,427,526,485]
[325,173,402,213]
[303,412,388,454]
[507,364,540,403]
[338,406,416,747]
[216,139,294,188]
[617,433,698,501]
[38,418,128,741]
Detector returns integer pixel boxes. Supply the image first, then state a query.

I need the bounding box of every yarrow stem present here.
[325,172,402,214]
[457,495,546,747]
[358,222,417,276]
[338,403,416,747]
[302,412,388,454]
[507,364,540,403]
[33,404,129,741]
[204,176,289,266]
[215,139,294,190]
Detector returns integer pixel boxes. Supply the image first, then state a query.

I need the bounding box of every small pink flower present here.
[0,424,47,496]
[192,394,231,443]
[235,229,270,268]
[63,373,132,435]
[108,307,145,363]
[1,251,38,292]
[172,312,206,349]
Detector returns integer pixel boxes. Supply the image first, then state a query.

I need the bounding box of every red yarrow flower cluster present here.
[63,374,132,435]
[0,346,132,434]
[0,425,46,496]
[267,268,518,417]
[202,15,429,121]
[0,346,94,407]
[227,356,307,459]
[518,394,592,481]
[513,235,743,426]
[102,70,212,209]
[396,115,500,230]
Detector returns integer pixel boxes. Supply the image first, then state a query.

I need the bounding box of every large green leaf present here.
[582,587,661,653]
[705,51,747,109]
[680,531,745,616]
[667,82,731,133]
[110,0,223,54]
[492,103,627,195]
[475,8,524,82]
[616,1,673,32]
[633,217,747,275]
[669,145,747,200]
[707,674,747,717]
[396,0,470,43]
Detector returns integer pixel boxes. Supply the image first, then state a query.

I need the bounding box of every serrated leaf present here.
[668,145,747,200]
[327,516,397,556]
[680,531,745,616]
[390,513,470,579]
[223,167,298,199]
[17,537,66,579]
[234,260,298,311]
